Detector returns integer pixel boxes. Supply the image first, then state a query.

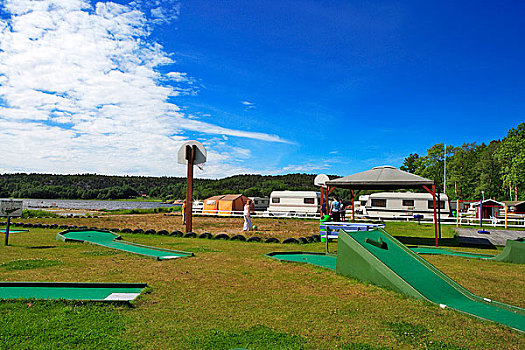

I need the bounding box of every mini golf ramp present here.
[0,282,147,302]
[492,239,525,264]
[57,229,193,260]
[336,228,525,332]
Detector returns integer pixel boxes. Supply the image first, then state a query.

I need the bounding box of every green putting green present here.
[337,229,525,332]
[409,247,496,259]
[57,229,193,260]
[267,230,525,332]
[0,229,29,233]
[410,240,525,264]
[0,282,146,301]
[266,252,336,270]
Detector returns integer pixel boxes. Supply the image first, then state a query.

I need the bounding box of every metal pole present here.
[455,199,458,227]
[437,192,441,239]
[185,145,195,233]
[325,186,329,254]
[479,199,483,229]
[4,216,10,246]
[505,204,508,229]
[443,144,446,194]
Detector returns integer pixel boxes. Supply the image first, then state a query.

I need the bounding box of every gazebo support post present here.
[423,184,439,247]
[351,190,355,222]
[320,186,324,218]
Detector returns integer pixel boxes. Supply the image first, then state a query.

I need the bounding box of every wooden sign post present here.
[178,141,207,233]
[1,200,23,246]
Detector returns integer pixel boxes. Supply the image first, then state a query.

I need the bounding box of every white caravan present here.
[267,191,320,217]
[249,197,270,211]
[364,192,450,220]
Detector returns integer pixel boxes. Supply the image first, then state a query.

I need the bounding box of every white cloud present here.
[0,0,289,177]
[241,100,256,110]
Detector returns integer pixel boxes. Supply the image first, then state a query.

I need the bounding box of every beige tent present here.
[202,195,225,214]
[218,194,253,215]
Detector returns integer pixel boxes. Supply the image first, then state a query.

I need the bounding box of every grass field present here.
[0,216,524,349]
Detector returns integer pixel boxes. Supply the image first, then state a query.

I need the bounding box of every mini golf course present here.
[411,238,525,264]
[268,228,525,332]
[0,282,147,301]
[1,229,29,233]
[57,229,193,260]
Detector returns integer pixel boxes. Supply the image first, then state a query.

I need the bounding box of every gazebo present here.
[325,165,441,246]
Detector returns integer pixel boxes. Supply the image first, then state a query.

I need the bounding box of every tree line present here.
[0,173,325,201]
[400,123,524,201]
[1,123,522,202]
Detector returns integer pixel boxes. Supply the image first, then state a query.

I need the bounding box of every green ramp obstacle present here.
[0,282,147,302]
[491,239,525,264]
[57,229,193,260]
[336,228,525,332]
[410,238,525,264]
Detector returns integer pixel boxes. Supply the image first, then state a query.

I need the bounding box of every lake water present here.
[2,198,178,211]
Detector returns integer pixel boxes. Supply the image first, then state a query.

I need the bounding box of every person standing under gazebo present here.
[330,197,341,221]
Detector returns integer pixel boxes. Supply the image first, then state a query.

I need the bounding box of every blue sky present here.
[0,0,523,178]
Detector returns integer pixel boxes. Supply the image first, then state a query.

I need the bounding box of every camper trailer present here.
[266,191,320,217]
[249,197,270,211]
[364,192,450,220]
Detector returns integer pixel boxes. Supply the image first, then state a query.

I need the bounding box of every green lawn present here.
[0,224,523,349]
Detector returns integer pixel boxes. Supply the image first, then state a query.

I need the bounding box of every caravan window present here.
[402,200,414,207]
[272,198,280,203]
[304,198,315,204]
[428,200,445,209]
[371,199,387,207]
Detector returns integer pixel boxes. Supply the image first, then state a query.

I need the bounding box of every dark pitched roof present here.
[325,165,434,190]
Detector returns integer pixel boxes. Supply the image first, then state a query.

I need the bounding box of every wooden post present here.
[423,185,439,247]
[351,190,355,222]
[320,186,324,218]
[4,216,11,246]
[185,145,195,233]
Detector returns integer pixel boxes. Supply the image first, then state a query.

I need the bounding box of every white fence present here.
[190,209,525,228]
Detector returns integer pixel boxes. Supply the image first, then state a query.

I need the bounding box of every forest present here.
[1,123,523,202]
[400,123,524,201]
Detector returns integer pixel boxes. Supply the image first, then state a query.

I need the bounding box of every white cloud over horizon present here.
[0,0,290,178]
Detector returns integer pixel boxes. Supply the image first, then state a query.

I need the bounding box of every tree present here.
[400,153,424,174]
[496,123,525,200]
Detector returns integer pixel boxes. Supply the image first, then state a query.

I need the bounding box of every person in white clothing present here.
[243,200,253,231]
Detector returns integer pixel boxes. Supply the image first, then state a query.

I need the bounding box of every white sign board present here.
[0,200,23,217]
[177,141,207,165]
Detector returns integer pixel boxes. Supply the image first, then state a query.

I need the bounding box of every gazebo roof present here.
[325,165,434,190]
